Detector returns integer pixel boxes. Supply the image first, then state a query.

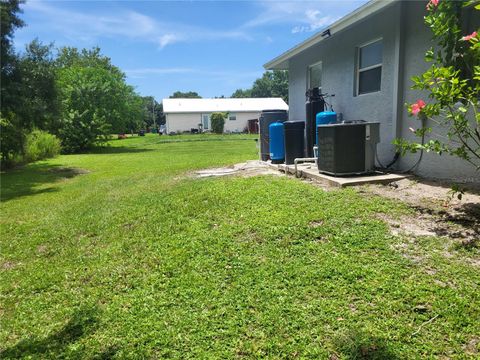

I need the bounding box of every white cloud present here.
[242,1,363,34]
[157,34,183,49]
[25,1,155,40]
[124,67,263,85]
[291,11,337,33]
[242,2,300,28]
[22,0,249,49]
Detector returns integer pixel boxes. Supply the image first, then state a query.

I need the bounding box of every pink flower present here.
[426,0,439,9]
[461,31,477,41]
[410,99,426,116]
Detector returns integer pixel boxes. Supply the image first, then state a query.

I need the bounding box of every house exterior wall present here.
[288,2,400,166]
[165,113,200,133]
[286,1,479,182]
[165,112,259,133]
[397,1,479,182]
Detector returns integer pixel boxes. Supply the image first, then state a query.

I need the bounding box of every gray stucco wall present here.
[398,1,479,182]
[288,2,400,165]
[286,1,479,183]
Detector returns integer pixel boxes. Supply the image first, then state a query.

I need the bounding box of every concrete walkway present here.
[268,161,407,187]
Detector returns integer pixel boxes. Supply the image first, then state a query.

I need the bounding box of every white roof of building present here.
[264,0,397,70]
[163,98,288,113]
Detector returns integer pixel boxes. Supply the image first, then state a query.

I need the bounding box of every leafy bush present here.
[24,129,61,162]
[57,63,142,153]
[0,112,25,169]
[210,112,227,134]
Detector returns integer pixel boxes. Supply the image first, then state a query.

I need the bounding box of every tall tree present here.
[169,91,202,98]
[231,70,288,103]
[1,0,24,80]
[16,39,60,132]
[1,0,25,165]
[231,88,251,98]
[141,96,163,128]
[56,48,143,152]
[1,0,25,112]
[269,70,288,102]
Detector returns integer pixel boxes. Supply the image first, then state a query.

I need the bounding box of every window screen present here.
[358,67,382,94]
[308,62,322,89]
[357,40,382,95]
[229,113,236,121]
[360,41,382,69]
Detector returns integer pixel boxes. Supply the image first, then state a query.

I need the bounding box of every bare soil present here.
[194,160,280,178]
[359,178,480,245]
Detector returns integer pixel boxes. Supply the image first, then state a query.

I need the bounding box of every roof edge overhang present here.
[264,0,397,70]
[164,110,283,114]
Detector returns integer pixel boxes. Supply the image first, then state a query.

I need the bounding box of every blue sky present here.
[14,0,368,101]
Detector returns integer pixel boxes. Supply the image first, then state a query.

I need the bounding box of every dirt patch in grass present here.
[377,212,445,238]
[194,160,280,178]
[309,220,324,228]
[36,245,48,254]
[364,178,480,204]
[378,210,480,267]
[362,178,479,244]
[1,261,18,270]
[48,167,90,178]
[464,336,480,356]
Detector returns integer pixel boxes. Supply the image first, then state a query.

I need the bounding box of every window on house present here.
[202,114,210,129]
[357,39,382,95]
[229,113,236,121]
[308,61,322,89]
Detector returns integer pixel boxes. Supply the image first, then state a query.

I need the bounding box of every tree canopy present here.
[169,91,202,99]
[0,0,156,165]
[231,70,288,103]
[55,47,144,152]
[141,96,164,128]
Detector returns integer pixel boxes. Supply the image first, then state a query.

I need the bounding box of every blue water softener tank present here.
[269,121,285,163]
[316,111,337,144]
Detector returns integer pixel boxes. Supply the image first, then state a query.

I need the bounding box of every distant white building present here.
[163,98,289,134]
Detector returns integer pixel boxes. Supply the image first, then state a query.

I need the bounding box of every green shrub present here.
[24,130,61,162]
[210,112,227,134]
[1,113,26,169]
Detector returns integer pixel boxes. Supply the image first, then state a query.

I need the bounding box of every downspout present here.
[390,0,405,169]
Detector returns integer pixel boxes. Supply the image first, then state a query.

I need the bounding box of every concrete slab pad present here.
[267,161,407,187]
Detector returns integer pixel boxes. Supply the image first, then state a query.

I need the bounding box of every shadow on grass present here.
[0,307,117,359]
[1,163,87,202]
[410,176,480,194]
[333,328,400,359]
[445,202,480,249]
[408,201,480,249]
[91,137,255,153]
[89,146,154,154]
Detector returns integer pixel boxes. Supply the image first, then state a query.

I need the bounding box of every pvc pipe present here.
[294,157,317,178]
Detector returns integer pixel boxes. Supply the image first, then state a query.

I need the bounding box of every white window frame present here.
[229,113,237,121]
[307,60,323,90]
[356,38,383,96]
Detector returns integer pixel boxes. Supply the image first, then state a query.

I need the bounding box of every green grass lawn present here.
[1,134,479,359]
